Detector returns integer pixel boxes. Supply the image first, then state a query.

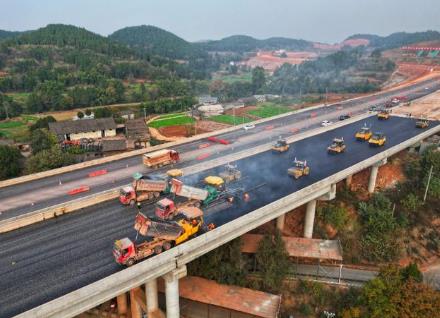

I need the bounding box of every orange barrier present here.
[68,186,90,195]
[310,112,317,118]
[198,143,211,149]
[290,128,300,134]
[196,153,211,161]
[88,169,108,178]
[264,125,274,130]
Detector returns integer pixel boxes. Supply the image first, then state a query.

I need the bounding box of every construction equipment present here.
[288,158,310,179]
[272,139,290,153]
[355,126,373,141]
[377,109,390,120]
[119,173,169,206]
[167,169,183,177]
[219,164,241,183]
[113,209,211,266]
[327,138,346,154]
[369,132,386,147]
[143,149,179,169]
[204,176,225,189]
[416,118,429,128]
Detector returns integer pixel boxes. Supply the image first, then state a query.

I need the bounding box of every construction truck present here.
[272,139,289,153]
[219,164,241,183]
[369,132,386,147]
[355,126,373,141]
[377,109,390,120]
[204,176,225,189]
[143,149,179,169]
[416,118,429,128]
[119,173,169,206]
[327,138,346,154]
[113,209,211,266]
[288,158,310,179]
[166,169,183,177]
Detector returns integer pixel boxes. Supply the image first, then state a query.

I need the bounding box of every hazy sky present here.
[2,0,440,43]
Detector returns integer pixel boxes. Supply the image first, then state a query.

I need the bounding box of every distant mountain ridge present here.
[346,30,440,49]
[0,30,24,41]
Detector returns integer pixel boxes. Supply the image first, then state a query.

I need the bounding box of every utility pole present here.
[233,106,235,126]
[424,165,434,202]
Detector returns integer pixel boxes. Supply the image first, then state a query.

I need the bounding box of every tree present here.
[94,107,113,118]
[29,116,56,131]
[85,109,92,116]
[187,238,247,286]
[255,230,289,293]
[25,146,75,174]
[251,66,266,94]
[30,129,58,154]
[0,145,22,180]
[77,111,84,119]
[400,262,423,283]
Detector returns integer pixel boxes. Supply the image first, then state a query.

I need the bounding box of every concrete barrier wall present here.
[0,113,372,233]
[2,76,423,190]
[18,120,440,318]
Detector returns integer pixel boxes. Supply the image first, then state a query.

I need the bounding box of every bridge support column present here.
[146,279,159,314]
[163,266,187,318]
[116,293,128,315]
[346,174,353,188]
[368,158,387,194]
[304,199,317,238]
[276,213,285,231]
[130,289,143,318]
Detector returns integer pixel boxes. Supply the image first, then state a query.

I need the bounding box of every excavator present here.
[327,138,346,154]
[288,158,310,179]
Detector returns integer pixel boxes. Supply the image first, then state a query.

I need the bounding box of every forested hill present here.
[0,30,24,41]
[196,35,313,52]
[346,30,440,49]
[5,24,132,57]
[109,25,205,59]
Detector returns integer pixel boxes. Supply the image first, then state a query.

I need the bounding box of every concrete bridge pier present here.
[368,158,387,193]
[276,213,285,231]
[163,265,187,318]
[130,288,143,318]
[345,174,353,188]
[303,184,336,238]
[116,293,128,315]
[146,279,159,315]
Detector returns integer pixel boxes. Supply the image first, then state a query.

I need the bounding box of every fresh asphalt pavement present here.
[1,77,440,220]
[0,115,438,317]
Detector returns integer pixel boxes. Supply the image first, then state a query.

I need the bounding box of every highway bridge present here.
[0,77,439,223]
[1,112,439,317]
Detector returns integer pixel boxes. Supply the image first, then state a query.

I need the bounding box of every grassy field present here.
[248,103,292,118]
[0,115,38,141]
[209,114,253,125]
[212,72,252,84]
[6,92,31,104]
[154,112,188,120]
[148,115,195,128]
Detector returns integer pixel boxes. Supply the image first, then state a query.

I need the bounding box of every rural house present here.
[49,118,117,141]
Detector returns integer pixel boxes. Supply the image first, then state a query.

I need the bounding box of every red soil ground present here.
[158,125,190,137]
[240,51,318,72]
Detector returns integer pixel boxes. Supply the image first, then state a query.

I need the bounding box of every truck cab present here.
[113,238,136,266]
[155,198,176,219]
[119,186,136,205]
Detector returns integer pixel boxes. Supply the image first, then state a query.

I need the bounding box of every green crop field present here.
[155,112,188,120]
[248,103,292,118]
[0,115,38,142]
[148,115,195,128]
[212,72,252,84]
[209,115,253,125]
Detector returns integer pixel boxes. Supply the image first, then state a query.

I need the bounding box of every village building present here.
[49,118,117,141]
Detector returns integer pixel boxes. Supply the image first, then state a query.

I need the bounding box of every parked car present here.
[369,105,378,112]
[321,120,333,127]
[339,114,350,121]
[243,124,255,131]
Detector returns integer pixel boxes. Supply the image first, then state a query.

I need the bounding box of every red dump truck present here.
[119,174,169,206]
[142,149,179,169]
[113,209,208,266]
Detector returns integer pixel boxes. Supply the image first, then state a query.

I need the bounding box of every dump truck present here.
[416,118,429,129]
[378,110,390,120]
[272,139,289,153]
[369,132,386,147]
[113,209,210,266]
[355,126,372,141]
[219,164,241,183]
[143,149,179,169]
[288,158,310,179]
[327,138,346,154]
[119,173,169,206]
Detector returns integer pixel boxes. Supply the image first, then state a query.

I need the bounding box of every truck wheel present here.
[129,200,136,207]
[127,258,136,267]
[162,242,172,250]
[154,245,163,254]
